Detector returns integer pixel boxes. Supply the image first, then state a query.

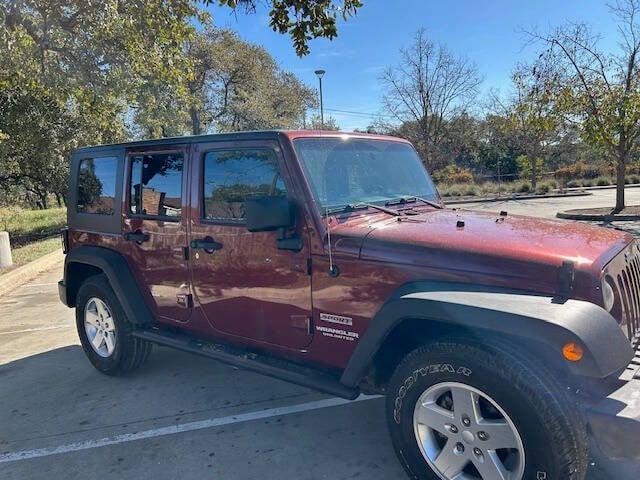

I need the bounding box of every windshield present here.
[293,137,439,212]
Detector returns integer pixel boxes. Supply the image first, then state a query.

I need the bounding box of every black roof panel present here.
[73,130,286,155]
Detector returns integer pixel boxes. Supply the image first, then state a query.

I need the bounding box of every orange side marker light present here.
[562,342,584,362]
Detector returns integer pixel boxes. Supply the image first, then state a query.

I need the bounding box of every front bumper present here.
[58,280,68,307]
[587,337,640,460]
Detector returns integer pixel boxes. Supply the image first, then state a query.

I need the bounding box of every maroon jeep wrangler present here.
[59,130,640,480]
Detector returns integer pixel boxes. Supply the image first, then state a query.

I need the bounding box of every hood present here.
[330,208,633,298]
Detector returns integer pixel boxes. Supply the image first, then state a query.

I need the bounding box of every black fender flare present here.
[61,245,154,326]
[340,282,634,387]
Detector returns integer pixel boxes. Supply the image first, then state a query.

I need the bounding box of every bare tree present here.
[532,0,640,211]
[380,28,482,170]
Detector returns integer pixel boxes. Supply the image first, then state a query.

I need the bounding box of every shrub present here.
[595,176,612,186]
[555,161,585,186]
[627,163,640,175]
[566,180,580,188]
[582,165,601,179]
[464,185,478,196]
[582,179,593,187]
[433,165,475,184]
[630,174,640,184]
[516,181,532,193]
[600,164,615,176]
[536,184,551,195]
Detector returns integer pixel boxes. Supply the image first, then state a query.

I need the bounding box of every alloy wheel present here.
[84,297,117,358]
[413,381,525,480]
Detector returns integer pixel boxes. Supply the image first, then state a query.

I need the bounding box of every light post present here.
[314,69,326,129]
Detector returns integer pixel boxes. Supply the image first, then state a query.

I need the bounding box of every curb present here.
[445,191,592,205]
[559,183,640,192]
[556,211,640,222]
[0,249,64,296]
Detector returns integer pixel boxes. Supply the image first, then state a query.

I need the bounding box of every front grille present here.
[619,332,640,381]
[603,242,640,380]
[609,244,640,340]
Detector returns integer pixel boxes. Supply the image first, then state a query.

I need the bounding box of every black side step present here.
[133,329,360,400]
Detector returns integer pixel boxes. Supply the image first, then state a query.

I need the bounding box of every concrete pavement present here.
[2,191,640,479]
[454,187,640,221]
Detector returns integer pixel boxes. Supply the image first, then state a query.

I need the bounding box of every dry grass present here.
[0,237,61,274]
[438,179,560,198]
[0,207,66,247]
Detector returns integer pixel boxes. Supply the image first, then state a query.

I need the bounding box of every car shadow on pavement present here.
[0,344,322,445]
[0,345,637,480]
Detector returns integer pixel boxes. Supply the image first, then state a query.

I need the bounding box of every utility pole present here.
[314,69,326,129]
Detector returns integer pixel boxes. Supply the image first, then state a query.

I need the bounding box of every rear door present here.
[122,147,192,324]
[189,140,313,349]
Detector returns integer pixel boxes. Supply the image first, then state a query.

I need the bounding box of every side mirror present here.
[245,196,294,232]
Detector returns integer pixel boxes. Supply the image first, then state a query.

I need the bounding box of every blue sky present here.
[206,1,619,131]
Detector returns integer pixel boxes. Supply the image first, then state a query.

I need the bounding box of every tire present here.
[76,274,152,375]
[386,339,588,480]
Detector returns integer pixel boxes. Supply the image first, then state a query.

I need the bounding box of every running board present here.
[133,329,359,400]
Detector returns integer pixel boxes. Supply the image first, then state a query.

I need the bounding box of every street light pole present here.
[314,69,326,129]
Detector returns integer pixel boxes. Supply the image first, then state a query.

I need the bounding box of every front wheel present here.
[386,340,588,480]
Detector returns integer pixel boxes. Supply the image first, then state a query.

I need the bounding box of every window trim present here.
[126,151,185,223]
[75,156,119,216]
[199,146,285,225]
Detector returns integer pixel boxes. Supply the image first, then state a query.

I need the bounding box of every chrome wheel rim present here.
[413,382,525,480]
[84,297,116,358]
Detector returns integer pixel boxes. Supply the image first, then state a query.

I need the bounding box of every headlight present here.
[601,276,615,312]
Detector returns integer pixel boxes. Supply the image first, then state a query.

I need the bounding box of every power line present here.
[323,108,396,120]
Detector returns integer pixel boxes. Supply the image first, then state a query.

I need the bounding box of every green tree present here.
[0,0,199,206]
[0,78,76,207]
[491,65,560,189]
[307,114,340,130]
[533,0,640,211]
[135,26,316,136]
[212,0,363,56]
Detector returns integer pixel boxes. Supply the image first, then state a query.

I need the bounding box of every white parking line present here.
[0,395,380,463]
[0,325,70,336]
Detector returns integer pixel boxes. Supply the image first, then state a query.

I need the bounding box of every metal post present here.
[314,69,326,129]
[0,231,12,269]
[319,76,324,128]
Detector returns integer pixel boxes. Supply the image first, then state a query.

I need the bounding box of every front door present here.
[123,148,191,324]
[189,141,313,349]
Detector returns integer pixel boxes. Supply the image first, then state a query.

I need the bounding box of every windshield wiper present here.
[385,196,443,209]
[325,202,400,216]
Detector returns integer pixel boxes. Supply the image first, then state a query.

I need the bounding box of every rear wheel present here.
[386,340,588,480]
[76,274,152,375]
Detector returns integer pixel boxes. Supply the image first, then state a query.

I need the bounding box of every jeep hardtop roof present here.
[72,130,409,155]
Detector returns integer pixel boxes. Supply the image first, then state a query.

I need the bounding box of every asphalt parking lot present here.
[2,191,640,480]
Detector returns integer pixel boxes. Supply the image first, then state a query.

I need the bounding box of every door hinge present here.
[291,315,313,334]
[176,293,193,308]
[559,260,575,298]
[307,316,314,335]
[306,257,312,275]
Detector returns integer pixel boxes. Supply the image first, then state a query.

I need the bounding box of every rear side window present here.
[76,157,118,215]
[202,149,286,221]
[129,153,183,219]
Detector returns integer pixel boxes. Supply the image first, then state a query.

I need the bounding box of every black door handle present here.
[125,231,150,243]
[191,237,223,253]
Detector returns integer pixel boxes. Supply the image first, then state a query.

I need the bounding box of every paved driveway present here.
[2,190,640,480]
[455,187,640,235]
